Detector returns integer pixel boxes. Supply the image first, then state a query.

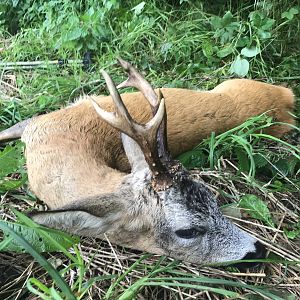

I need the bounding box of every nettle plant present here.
[206,6,299,77]
[42,1,120,52]
[0,0,121,53]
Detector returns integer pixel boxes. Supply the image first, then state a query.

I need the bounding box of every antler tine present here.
[100,70,133,124]
[91,68,169,177]
[117,58,171,162]
[156,89,170,162]
[90,70,134,136]
[117,58,158,109]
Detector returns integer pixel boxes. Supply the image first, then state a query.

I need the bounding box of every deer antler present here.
[117,58,158,107]
[117,58,170,163]
[91,70,170,183]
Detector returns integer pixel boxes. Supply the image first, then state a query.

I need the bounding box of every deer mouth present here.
[230,241,267,269]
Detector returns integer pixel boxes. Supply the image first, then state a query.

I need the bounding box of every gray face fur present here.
[32,135,259,264]
[151,175,257,263]
[117,135,258,263]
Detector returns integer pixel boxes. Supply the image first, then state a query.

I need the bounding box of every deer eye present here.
[175,227,206,239]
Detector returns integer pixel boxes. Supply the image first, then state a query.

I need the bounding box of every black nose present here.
[232,241,267,269]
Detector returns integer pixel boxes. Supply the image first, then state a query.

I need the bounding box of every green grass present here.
[0,0,299,299]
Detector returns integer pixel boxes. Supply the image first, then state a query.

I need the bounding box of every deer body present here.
[21,81,294,209]
[1,59,294,264]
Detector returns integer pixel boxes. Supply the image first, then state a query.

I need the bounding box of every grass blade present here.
[0,222,76,300]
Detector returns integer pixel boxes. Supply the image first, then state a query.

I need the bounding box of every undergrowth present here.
[0,0,299,299]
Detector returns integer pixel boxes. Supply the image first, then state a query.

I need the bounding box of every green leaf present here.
[0,219,79,253]
[281,7,299,20]
[222,11,235,26]
[236,36,249,48]
[12,0,20,7]
[217,46,233,58]
[235,147,250,173]
[131,2,145,16]
[241,46,260,58]
[257,29,271,39]
[0,176,27,193]
[160,42,172,54]
[50,287,64,299]
[0,142,26,192]
[239,194,275,227]
[261,18,275,30]
[0,143,24,177]
[284,228,300,239]
[0,222,76,300]
[210,16,222,29]
[284,222,300,240]
[87,6,95,17]
[229,55,249,77]
[65,27,82,41]
[253,154,269,169]
[274,159,290,176]
[202,40,213,58]
[26,278,52,299]
[285,157,300,176]
[177,150,207,169]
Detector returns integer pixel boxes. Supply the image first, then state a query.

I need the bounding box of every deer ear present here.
[121,133,149,172]
[30,208,122,237]
[30,189,127,237]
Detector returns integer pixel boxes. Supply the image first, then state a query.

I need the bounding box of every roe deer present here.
[0,59,279,265]
[0,60,294,208]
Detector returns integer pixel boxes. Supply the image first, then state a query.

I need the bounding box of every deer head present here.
[31,59,266,265]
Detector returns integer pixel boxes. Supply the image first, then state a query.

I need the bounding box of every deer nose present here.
[232,241,267,269]
[244,241,266,261]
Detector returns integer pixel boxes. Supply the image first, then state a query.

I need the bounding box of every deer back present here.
[211,78,295,136]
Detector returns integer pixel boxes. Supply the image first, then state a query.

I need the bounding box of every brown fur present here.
[20,79,294,209]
